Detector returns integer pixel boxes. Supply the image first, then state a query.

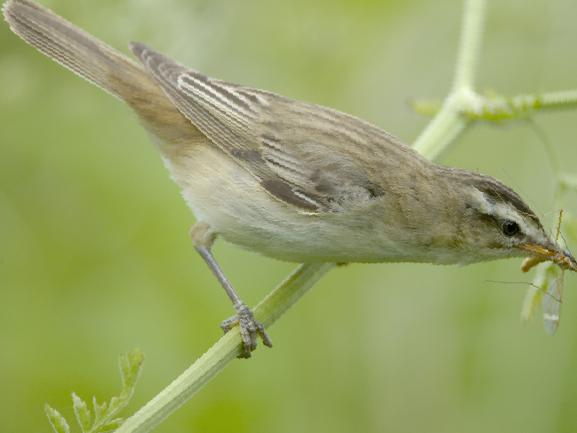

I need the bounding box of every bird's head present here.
[446,170,577,271]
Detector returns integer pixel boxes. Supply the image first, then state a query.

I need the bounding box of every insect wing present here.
[542,272,564,335]
[521,284,542,321]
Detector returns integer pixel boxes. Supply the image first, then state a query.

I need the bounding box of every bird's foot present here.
[221,303,272,358]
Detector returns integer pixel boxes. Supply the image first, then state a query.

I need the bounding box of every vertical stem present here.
[411,97,467,160]
[412,0,486,159]
[452,0,486,91]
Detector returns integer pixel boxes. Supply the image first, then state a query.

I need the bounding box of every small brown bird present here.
[4,0,575,357]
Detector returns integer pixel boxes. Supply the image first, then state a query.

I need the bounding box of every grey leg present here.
[190,222,272,358]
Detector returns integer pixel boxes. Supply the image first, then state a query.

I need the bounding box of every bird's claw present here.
[221,303,272,358]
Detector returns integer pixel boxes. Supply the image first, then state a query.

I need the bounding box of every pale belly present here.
[155,141,403,262]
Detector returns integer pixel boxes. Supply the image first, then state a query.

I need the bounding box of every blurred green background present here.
[2,0,577,432]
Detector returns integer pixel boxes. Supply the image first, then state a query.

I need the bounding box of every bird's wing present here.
[130,42,389,213]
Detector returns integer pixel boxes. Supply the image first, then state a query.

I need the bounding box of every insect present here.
[521,210,567,334]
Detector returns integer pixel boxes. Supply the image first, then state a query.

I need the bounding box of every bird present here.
[4,0,575,358]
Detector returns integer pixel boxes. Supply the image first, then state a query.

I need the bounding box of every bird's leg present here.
[190,222,272,358]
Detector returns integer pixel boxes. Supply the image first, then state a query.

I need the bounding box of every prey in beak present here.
[520,209,577,273]
[520,210,574,334]
[520,243,577,273]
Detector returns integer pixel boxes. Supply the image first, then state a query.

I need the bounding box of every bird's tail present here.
[3,0,166,107]
[3,0,197,139]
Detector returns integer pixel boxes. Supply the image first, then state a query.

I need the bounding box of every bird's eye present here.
[501,220,520,236]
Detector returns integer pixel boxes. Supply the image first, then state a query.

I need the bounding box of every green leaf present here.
[108,396,121,413]
[92,397,108,424]
[120,349,145,390]
[45,349,145,433]
[72,393,92,432]
[101,418,124,432]
[45,404,71,433]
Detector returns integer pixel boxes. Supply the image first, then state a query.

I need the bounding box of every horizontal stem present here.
[537,89,577,108]
[462,89,577,121]
[412,89,577,124]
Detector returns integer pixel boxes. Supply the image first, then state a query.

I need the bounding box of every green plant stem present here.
[452,0,485,91]
[411,94,467,161]
[535,90,577,109]
[116,0,490,432]
[414,0,486,159]
[462,89,577,121]
[115,263,334,433]
[413,89,577,120]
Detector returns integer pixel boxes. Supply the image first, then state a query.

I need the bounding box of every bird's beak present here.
[519,242,577,272]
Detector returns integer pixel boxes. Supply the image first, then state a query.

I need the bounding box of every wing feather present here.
[130,42,387,213]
